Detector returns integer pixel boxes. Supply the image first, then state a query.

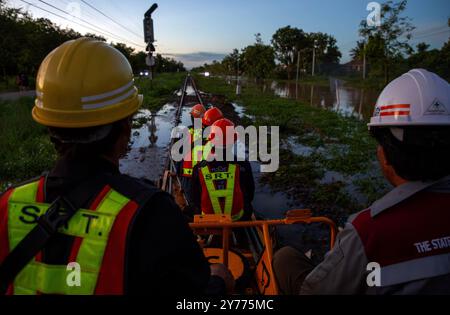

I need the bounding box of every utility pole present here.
[144,3,158,81]
[295,50,300,99]
[312,40,317,76]
[236,55,241,96]
[363,41,367,80]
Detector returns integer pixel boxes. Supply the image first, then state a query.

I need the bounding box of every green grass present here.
[0,97,56,192]
[0,72,187,193]
[136,72,187,111]
[194,75,389,222]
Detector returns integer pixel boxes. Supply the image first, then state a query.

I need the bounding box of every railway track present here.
[160,74,204,196]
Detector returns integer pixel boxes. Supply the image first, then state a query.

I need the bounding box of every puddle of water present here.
[231,102,255,121]
[176,86,198,97]
[120,101,208,182]
[250,159,330,258]
[269,78,379,121]
[120,104,177,181]
[282,136,315,157]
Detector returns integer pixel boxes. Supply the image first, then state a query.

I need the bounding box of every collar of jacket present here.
[370,175,450,218]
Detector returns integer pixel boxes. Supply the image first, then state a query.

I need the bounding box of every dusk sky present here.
[7,0,450,69]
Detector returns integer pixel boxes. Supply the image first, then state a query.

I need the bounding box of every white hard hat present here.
[368,69,450,128]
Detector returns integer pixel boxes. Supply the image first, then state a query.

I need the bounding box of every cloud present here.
[162,52,227,69]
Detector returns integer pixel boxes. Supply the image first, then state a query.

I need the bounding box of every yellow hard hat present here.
[32,37,143,128]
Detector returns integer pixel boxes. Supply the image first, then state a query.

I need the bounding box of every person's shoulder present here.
[105,173,171,204]
[236,160,253,172]
[1,174,46,193]
[348,208,371,225]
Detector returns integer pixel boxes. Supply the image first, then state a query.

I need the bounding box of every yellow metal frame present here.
[189,209,337,295]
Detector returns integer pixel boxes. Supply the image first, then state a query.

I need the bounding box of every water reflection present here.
[270,78,378,121]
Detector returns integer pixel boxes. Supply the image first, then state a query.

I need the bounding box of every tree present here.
[221,49,240,77]
[84,33,106,41]
[241,34,275,81]
[408,39,449,81]
[350,40,366,61]
[357,0,415,84]
[307,32,341,73]
[112,43,135,61]
[271,26,308,80]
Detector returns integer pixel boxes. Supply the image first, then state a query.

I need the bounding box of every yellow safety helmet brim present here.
[32,92,143,128]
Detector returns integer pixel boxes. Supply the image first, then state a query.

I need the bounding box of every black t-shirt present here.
[17,155,223,295]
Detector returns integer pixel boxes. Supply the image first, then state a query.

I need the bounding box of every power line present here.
[411,25,448,37]
[413,29,450,40]
[110,0,143,35]
[36,0,144,48]
[18,0,141,48]
[80,0,143,40]
[18,0,120,41]
[35,0,145,48]
[59,0,122,32]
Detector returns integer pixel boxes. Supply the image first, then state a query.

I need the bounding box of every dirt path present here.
[0,90,35,101]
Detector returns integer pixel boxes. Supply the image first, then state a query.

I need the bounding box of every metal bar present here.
[190,216,338,251]
[222,228,230,267]
[262,223,278,294]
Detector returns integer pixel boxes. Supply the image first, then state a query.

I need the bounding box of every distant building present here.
[341,59,366,74]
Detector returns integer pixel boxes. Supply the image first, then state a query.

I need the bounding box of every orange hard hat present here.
[191,104,206,119]
[208,118,237,147]
[202,107,223,126]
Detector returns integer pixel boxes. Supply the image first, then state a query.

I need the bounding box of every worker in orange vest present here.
[190,118,255,221]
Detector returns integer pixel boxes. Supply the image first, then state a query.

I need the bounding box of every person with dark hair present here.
[0,38,233,295]
[273,69,450,295]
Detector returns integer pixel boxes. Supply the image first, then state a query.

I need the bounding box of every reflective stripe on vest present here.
[1,179,136,295]
[182,142,214,178]
[199,164,243,221]
[189,127,204,144]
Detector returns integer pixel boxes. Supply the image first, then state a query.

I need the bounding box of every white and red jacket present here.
[301,177,450,294]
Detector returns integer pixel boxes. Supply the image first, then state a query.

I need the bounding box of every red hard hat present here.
[202,107,223,126]
[208,118,237,147]
[191,104,206,119]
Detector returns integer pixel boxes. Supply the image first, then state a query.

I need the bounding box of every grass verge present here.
[136,72,186,111]
[0,97,56,192]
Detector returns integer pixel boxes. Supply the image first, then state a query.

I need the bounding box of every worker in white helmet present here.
[273,69,450,294]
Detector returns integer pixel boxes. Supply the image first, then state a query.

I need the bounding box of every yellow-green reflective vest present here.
[0,178,138,295]
[199,164,244,221]
[182,141,214,177]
